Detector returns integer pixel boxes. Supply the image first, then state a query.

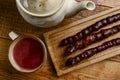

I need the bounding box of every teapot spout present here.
[79,1,96,10]
[65,0,96,18]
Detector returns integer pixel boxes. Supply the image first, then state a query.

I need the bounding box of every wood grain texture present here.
[96,0,120,7]
[0,0,120,79]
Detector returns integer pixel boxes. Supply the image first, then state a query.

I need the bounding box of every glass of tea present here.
[8,31,47,72]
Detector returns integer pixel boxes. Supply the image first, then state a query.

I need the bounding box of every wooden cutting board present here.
[44,6,120,76]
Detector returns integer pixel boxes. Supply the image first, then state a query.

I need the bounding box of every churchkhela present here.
[65,38,120,66]
[65,24,120,55]
[60,13,120,46]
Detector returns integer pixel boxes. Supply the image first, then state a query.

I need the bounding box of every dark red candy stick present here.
[60,13,120,46]
[65,38,120,66]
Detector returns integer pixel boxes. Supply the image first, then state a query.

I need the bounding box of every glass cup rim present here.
[16,0,65,17]
[8,35,47,72]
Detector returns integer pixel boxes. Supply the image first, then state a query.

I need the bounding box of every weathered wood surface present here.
[0,0,120,80]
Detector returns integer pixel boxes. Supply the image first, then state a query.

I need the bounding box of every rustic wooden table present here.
[0,0,120,80]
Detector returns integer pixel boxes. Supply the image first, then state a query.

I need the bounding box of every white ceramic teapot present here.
[16,0,96,28]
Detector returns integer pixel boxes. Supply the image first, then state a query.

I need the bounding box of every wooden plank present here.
[44,6,120,76]
[96,0,120,7]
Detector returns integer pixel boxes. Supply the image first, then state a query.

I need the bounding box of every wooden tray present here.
[44,6,120,76]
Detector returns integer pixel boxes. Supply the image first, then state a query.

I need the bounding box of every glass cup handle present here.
[9,31,19,40]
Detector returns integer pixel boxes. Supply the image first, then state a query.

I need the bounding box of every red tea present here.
[13,37,45,69]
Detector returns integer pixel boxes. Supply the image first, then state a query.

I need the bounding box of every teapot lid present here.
[20,0,64,16]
